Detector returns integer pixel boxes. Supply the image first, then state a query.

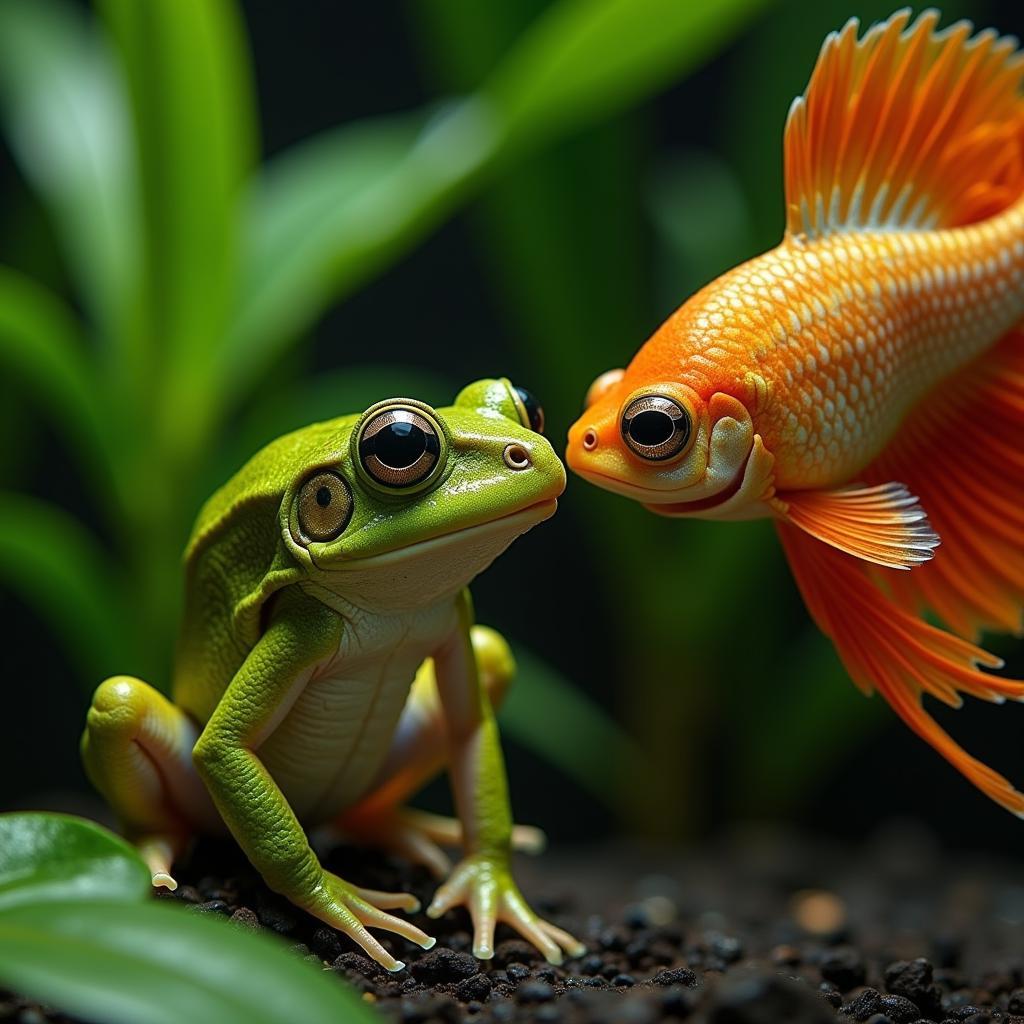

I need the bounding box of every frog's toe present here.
[347,894,435,950]
[354,886,421,913]
[151,871,178,891]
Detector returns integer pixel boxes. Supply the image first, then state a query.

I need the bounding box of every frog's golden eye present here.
[512,386,545,434]
[296,471,353,542]
[358,408,441,488]
[620,393,692,461]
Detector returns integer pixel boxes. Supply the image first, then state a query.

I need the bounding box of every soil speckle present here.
[6,823,1024,1023]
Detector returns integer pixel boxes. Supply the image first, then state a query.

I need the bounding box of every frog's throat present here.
[308,499,558,613]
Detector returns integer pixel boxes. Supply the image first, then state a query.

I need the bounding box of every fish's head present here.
[566,368,774,520]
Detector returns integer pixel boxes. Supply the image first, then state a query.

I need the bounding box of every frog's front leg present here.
[425,591,585,964]
[192,588,435,972]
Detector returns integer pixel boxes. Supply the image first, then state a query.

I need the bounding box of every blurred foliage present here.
[3,0,1006,846]
[0,0,770,825]
[0,813,377,1023]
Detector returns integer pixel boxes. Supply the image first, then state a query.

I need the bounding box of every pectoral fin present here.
[777,482,940,570]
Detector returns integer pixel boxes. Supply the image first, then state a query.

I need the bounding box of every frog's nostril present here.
[582,428,598,451]
[503,443,531,470]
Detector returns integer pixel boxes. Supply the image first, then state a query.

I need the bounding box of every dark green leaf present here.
[99,0,256,451]
[484,0,773,155]
[0,492,129,681]
[0,267,110,484]
[0,0,137,349]
[0,814,149,912]
[0,900,379,1024]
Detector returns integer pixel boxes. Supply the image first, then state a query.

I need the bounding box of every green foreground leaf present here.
[0,814,149,912]
[0,900,379,1024]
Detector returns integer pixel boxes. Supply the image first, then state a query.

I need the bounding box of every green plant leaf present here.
[226,0,771,409]
[0,492,130,682]
[0,0,137,351]
[0,900,379,1024]
[225,103,495,404]
[0,814,150,912]
[0,267,112,487]
[484,0,773,156]
[503,645,649,803]
[99,0,256,455]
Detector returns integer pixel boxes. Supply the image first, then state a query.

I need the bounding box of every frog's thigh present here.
[356,625,515,811]
[81,676,219,841]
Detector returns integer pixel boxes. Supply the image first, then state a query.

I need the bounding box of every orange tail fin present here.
[778,521,1024,816]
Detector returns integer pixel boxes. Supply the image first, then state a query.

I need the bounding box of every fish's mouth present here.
[573,460,747,516]
[643,461,748,516]
[313,499,559,570]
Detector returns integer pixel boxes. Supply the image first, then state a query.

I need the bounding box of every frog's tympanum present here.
[82,379,582,971]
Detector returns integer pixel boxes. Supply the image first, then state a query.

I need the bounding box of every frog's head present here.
[281,378,565,611]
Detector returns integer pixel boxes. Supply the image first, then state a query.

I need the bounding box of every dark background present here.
[4,0,1024,857]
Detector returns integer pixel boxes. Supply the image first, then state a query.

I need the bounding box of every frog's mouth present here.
[310,498,558,571]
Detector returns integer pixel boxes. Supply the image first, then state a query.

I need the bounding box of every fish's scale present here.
[631,204,1024,490]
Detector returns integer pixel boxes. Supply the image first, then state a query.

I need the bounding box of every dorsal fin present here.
[784,9,1024,239]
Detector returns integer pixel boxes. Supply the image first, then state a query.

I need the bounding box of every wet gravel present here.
[5,820,1024,1023]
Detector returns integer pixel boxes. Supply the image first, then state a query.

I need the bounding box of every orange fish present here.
[567,10,1024,815]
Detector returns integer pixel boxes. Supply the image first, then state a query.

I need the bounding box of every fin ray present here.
[785,10,1024,238]
[778,483,940,569]
[778,522,1024,816]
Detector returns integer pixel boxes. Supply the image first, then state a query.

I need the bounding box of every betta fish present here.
[567,9,1024,814]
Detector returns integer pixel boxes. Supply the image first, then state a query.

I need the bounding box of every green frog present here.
[82,379,582,971]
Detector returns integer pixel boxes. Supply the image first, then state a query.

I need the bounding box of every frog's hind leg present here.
[81,676,218,888]
[334,626,544,877]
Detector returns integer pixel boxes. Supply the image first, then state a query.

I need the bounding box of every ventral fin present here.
[778,482,940,570]
[784,9,1024,239]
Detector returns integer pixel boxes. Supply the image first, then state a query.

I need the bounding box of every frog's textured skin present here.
[83,379,582,971]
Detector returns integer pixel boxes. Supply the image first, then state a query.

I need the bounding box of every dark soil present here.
[5,820,1024,1023]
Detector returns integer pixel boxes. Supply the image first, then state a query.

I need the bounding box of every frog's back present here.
[174,415,356,722]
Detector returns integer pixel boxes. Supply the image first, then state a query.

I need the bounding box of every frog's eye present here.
[620,393,692,461]
[512,386,545,434]
[296,471,353,542]
[358,407,441,488]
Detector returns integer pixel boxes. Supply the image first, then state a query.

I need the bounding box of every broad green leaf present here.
[0,0,137,352]
[226,0,770,409]
[503,646,649,803]
[225,101,496,404]
[0,492,129,682]
[99,0,256,455]
[0,814,149,912]
[484,0,773,156]
[226,115,431,399]
[0,267,110,484]
[0,900,379,1024]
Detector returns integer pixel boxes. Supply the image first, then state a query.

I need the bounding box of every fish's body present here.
[641,213,1024,492]
[568,10,1024,814]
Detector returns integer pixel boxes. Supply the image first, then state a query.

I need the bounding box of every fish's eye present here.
[620,394,692,461]
[295,471,353,542]
[358,407,441,488]
[512,386,545,434]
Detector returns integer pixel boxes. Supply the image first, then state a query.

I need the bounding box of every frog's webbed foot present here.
[336,807,547,880]
[304,871,435,972]
[426,854,585,965]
